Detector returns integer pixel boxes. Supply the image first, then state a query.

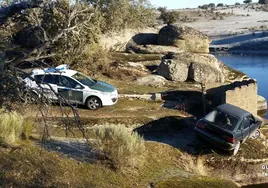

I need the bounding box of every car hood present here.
[90,81,116,92]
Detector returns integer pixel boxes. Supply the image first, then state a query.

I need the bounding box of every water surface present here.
[215,54,268,117]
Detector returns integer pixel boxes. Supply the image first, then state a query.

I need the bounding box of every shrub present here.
[159,10,180,25]
[208,3,216,8]
[22,117,35,140]
[93,124,146,172]
[244,0,252,3]
[200,4,209,9]
[217,3,224,7]
[0,111,24,145]
[70,43,109,76]
[259,0,268,4]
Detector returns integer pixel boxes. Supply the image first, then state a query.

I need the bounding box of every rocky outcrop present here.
[100,28,158,52]
[257,95,267,113]
[127,45,183,54]
[158,25,212,54]
[156,53,225,83]
[136,75,166,87]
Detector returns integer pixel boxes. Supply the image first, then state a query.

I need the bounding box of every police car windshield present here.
[72,73,96,87]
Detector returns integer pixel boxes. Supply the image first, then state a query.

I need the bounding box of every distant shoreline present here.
[210,49,268,56]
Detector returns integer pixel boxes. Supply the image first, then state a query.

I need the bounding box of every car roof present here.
[31,67,77,77]
[216,103,251,118]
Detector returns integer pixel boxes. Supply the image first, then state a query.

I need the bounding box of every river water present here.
[215,54,268,118]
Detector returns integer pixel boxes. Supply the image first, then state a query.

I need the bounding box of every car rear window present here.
[204,110,239,131]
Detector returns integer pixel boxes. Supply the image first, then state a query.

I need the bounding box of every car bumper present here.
[195,128,235,151]
[101,96,118,106]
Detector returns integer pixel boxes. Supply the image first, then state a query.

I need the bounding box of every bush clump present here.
[158,7,180,25]
[70,43,109,76]
[93,124,146,172]
[0,111,24,145]
[259,0,268,4]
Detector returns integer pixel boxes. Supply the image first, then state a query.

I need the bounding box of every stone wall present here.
[207,79,258,115]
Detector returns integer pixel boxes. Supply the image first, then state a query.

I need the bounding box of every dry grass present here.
[93,124,146,172]
[154,176,238,188]
[22,117,35,140]
[0,111,24,145]
[0,141,194,188]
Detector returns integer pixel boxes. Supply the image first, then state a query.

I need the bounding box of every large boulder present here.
[156,53,226,83]
[157,25,212,53]
[136,75,166,87]
[157,54,190,82]
[258,95,267,113]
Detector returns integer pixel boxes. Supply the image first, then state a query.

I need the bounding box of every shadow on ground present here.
[161,90,205,118]
[134,116,234,156]
[39,139,97,163]
[134,116,215,155]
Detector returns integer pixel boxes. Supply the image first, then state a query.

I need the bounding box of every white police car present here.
[22,64,118,109]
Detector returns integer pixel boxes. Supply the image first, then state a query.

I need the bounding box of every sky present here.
[149,0,258,9]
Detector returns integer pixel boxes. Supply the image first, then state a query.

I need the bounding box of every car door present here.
[235,120,244,143]
[34,74,58,100]
[57,75,84,104]
[242,116,251,142]
[248,114,259,137]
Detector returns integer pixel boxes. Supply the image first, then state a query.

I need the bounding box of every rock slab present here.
[158,25,212,54]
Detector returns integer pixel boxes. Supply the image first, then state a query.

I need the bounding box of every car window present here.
[249,115,255,124]
[244,117,251,129]
[71,72,96,87]
[237,120,242,131]
[58,76,80,88]
[35,74,58,84]
[204,110,239,131]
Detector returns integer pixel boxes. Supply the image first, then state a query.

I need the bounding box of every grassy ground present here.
[0,141,194,188]
[21,98,189,138]
[154,176,238,188]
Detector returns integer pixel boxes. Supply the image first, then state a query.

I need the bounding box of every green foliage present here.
[158,8,180,25]
[93,0,155,32]
[244,0,252,3]
[0,111,24,145]
[71,43,109,76]
[217,3,224,7]
[259,0,268,4]
[93,124,146,172]
[199,4,209,9]
[1,0,155,68]
[235,2,241,5]
[0,60,22,107]
[208,3,216,8]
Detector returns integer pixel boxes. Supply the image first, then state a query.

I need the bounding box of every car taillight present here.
[196,121,205,129]
[223,135,235,143]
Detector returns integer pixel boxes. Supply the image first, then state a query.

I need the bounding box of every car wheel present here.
[23,91,38,104]
[251,129,260,139]
[231,141,240,156]
[86,97,102,110]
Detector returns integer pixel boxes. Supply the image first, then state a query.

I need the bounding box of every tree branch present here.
[0,0,44,25]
